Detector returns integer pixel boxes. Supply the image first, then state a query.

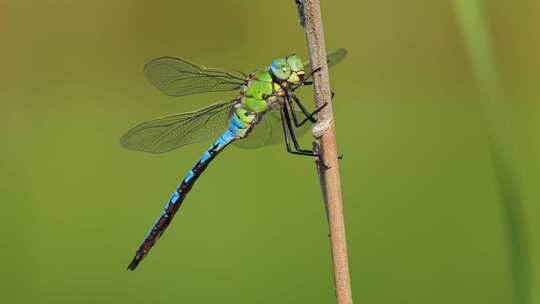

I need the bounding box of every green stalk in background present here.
[453,1,532,304]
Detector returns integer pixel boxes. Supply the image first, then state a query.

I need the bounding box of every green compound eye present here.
[270,58,291,80]
[286,55,304,72]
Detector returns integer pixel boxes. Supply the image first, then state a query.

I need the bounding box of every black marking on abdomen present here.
[127,142,231,270]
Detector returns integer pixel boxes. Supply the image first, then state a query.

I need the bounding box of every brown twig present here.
[296,1,353,303]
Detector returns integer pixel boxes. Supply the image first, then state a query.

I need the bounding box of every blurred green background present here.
[1,0,539,303]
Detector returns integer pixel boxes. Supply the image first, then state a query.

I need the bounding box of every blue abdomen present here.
[127,107,255,270]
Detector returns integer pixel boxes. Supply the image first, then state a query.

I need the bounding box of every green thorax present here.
[242,69,274,113]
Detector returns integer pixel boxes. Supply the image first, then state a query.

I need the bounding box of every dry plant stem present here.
[297,1,353,303]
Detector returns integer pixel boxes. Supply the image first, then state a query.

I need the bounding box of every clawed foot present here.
[310,66,322,77]
[320,161,331,170]
[317,153,343,170]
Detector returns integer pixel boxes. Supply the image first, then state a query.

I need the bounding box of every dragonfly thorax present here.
[241,69,274,114]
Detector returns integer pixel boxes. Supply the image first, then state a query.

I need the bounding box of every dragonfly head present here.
[270,58,291,82]
[270,55,305,85]
[286,55,305,84]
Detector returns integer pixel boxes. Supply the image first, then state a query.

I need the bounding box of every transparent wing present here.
[234,108,311,149]
[144,57,247,97]
[304,48,348,79]
[120,101,236,154]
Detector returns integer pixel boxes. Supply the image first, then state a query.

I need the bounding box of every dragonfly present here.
[122,48,347,270]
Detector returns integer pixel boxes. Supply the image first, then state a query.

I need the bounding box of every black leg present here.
[310,66,322,76]
[298,81,336,101]
[282,103,318,156]
[285,94,316,128]
[301,66,322,83]
[289,94,329,127]
[282,103,301,151]
[280,104,317,157]
[289,93,316,123]
[280,109,294,153]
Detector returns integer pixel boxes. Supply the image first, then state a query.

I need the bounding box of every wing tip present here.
[338,48,348,55]
[118,135,141,153]
[118,131,170,154]
[143,56,179,70]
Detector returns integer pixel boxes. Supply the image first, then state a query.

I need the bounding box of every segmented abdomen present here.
[127,109,254,270]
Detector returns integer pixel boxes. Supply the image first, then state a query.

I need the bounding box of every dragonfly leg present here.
[288,93,316,124]
[280,110,306,156]
[285,94,345,160]
[310,66,323,76]
[290,94,330,126]
[298,81,336,100]
[280,103,318,157]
